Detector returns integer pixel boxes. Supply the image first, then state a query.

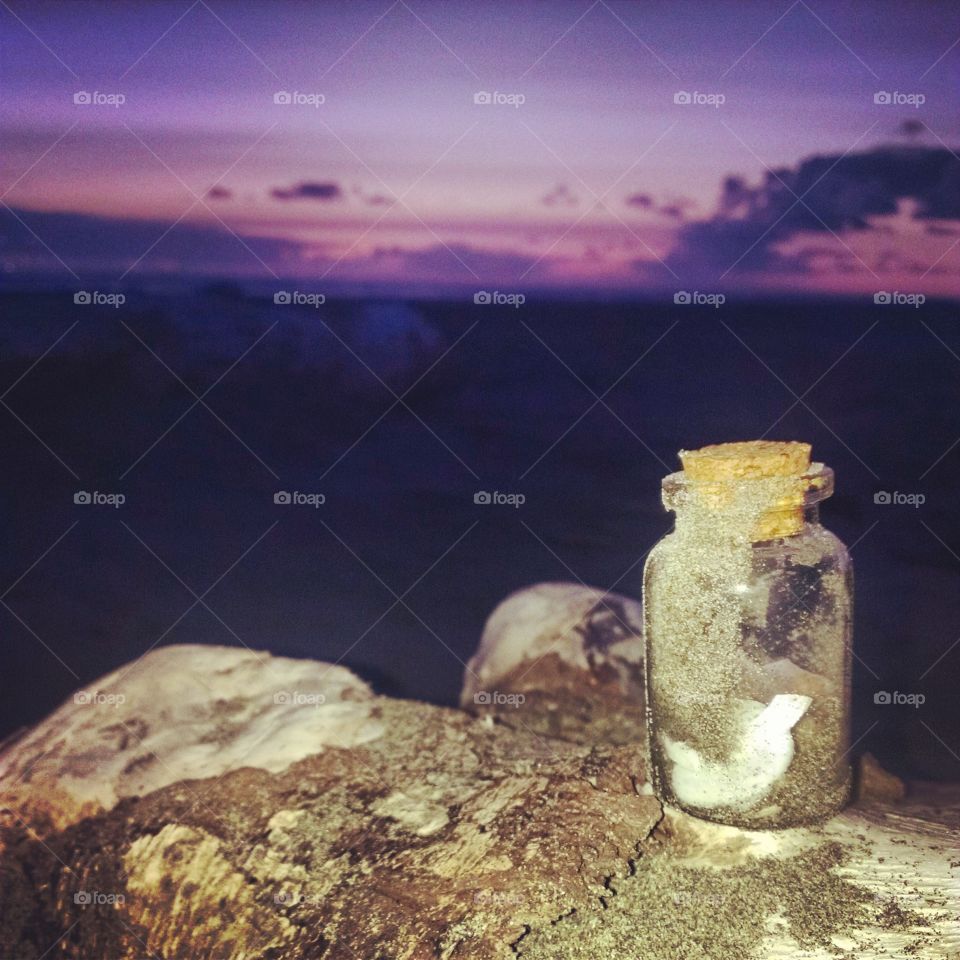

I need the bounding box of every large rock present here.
[0,645,380,834]
[0,646,657,959]
[461,583,645,746]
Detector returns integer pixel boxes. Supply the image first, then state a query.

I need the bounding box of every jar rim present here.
[661,462,834,510]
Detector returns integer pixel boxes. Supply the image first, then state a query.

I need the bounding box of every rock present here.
[344,301,445,390]
[854,751,907,803]
[0,644,379,834]
[460,583,645,745]
[0,647,658,959]
[281,300,446,392]
[520,791,960,959]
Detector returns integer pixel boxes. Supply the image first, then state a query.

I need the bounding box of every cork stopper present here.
[679,441,812,482]
[679,441,813,540]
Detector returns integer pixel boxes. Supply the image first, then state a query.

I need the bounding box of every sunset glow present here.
[2,0,958,293]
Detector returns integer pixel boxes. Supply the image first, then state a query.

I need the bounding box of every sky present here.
[1,0,958,294]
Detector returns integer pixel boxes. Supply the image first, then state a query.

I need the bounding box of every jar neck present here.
[663,464,833,542]
[672,501,822,541]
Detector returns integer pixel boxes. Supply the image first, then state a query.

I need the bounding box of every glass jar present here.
[643,442,853,829]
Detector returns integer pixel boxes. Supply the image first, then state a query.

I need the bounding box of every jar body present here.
[643,512,852,828]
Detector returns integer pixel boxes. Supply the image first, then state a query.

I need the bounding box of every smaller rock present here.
[461,582,646,746]
[855,752,906,803]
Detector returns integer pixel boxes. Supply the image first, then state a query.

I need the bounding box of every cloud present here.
[659,202,689,221]
[542,184,577,207]
[0,207,564,288]
[625,193,694,220]
[667,146,960,277]
[10,145,957,292]
[899,119,924,138]
[271,181,342,201]
[0,206,302,277]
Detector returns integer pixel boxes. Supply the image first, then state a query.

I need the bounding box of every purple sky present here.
[1,0,958,293]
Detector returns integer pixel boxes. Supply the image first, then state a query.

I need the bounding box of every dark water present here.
[1,286,958,780]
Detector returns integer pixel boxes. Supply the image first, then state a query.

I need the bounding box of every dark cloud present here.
[899,119,924,138]
[626,193,694,220]
[0,207,559,287]
[659,198,695,221]
[667,146,960,277]
[206,185,232,200]
[0,206,302,277]
[542,184,577,207]
[271,181,342,201]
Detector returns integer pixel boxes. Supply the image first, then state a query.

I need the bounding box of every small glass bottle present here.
[643,441,852,829]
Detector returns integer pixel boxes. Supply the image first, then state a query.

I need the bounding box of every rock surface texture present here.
[1,584,958,959]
